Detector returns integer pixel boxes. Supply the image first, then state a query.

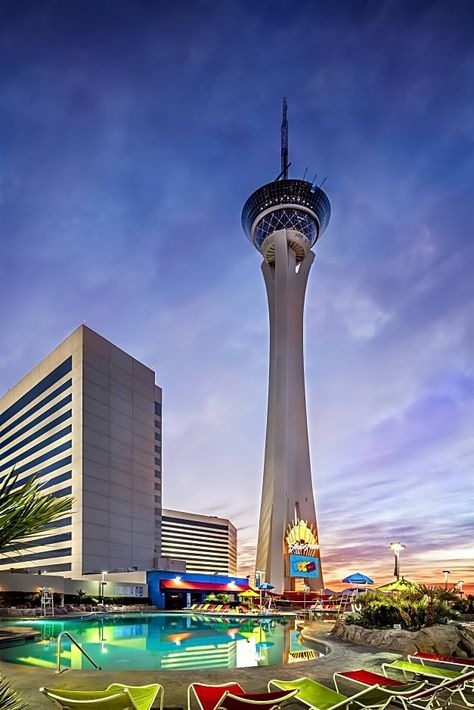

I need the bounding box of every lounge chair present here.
[40,682,163,710]
[382,659,474,686]
[268,677,393,710]
[408,651,474,671]
[334,668,474,710]
[188,682,298,710]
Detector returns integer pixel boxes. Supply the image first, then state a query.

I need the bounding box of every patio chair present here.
[40,682,163,710]
[188,682,298,710]
[333,668,474,710]
[408,651,474,671]
[268,677,393,710]
[382,659,474,686]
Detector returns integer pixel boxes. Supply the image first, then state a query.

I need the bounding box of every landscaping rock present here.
[331,621,474,657]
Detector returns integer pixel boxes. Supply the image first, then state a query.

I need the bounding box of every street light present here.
[442,570,451,590]
[389,542,406,580]
[456,580,464,597]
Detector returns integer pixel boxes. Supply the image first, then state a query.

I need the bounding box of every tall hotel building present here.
[0,325,162,577]
[161,509,237,576]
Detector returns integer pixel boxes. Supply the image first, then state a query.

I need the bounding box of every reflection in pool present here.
[0,614,326,670]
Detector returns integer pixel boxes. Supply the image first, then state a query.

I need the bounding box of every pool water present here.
[0,614,324,670]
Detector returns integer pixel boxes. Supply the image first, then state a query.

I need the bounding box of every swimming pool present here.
[0,614,325,670]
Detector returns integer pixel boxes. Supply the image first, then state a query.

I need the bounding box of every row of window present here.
[0,547,72,564]
[0,425,72,473]
[0,440,72,480]
[1,392,72,449]
[2,455,72,491]
[1,410,72,462]
[162,541,230,555]
[162,516,229,532]
[0,358,72,427]
[2,532,72,553]
[162,532,231,548]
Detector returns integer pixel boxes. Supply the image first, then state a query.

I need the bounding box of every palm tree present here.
[0,470,74,709]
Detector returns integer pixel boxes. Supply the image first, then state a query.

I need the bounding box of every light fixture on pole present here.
[389,542,406,580]
[457,580,464,597]
[100,570,108,605]
[442,570,450,590]
[303,583,310,616]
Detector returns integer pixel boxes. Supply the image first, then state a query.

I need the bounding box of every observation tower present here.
[241,99,331,593]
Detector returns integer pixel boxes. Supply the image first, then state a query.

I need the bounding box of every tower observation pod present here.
[241,99,331,594]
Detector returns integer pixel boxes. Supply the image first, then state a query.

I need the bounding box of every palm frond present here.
[0,470,74,552]
[0,675,27,710]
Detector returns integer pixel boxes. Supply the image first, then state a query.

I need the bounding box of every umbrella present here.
[239,588,260,606]
[342,572,374,585]
[257,582,274,609]
[377,578,419,593]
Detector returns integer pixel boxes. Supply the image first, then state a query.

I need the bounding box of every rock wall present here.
[331,621,474,657]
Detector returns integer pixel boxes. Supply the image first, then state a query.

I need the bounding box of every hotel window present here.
[154,402,162,416]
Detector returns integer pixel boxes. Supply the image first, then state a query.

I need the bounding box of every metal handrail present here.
[56,631,102,673]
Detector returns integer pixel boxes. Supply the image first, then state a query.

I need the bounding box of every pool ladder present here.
[56,631,102,673]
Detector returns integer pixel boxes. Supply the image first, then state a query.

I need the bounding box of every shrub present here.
[347,588,459,630]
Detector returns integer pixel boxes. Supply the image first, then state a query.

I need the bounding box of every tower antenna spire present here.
[281,96,289,179]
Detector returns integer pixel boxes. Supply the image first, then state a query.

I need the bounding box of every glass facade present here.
[241,179,331,250]
[254,208,316,248]
[0,358,73,572]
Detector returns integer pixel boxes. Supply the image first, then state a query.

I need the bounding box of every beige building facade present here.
[0,325,162,578]
[161,509,237,576]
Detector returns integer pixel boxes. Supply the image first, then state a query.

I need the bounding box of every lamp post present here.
[442,570,450,591]
[457,580,464,598]
[100,570,107,605]
[389,542,406,580]
[303,583,310,617]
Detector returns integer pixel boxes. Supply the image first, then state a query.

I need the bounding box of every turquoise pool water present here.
[0,614,324,670]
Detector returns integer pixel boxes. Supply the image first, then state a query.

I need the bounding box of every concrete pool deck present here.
[0,621,405,709]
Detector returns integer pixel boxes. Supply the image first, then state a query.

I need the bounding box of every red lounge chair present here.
[188,683,298,710]
[188,683,245,710]
[333,668,474,710]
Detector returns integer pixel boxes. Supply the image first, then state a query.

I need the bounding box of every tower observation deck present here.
[242,100,331,594]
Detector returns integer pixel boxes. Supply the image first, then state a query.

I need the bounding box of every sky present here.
[0,0,473,592]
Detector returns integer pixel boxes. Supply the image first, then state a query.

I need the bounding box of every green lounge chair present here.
[382,659,473,684]
[40,682,163,709]
[334,668,474,710]
[268,677,392,710]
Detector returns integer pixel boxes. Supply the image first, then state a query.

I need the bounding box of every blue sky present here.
[0,0,473,587]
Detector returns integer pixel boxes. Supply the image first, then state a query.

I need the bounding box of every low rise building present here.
[161,509,237,576]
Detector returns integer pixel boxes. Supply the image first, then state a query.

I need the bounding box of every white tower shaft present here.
[255,229,323,594]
